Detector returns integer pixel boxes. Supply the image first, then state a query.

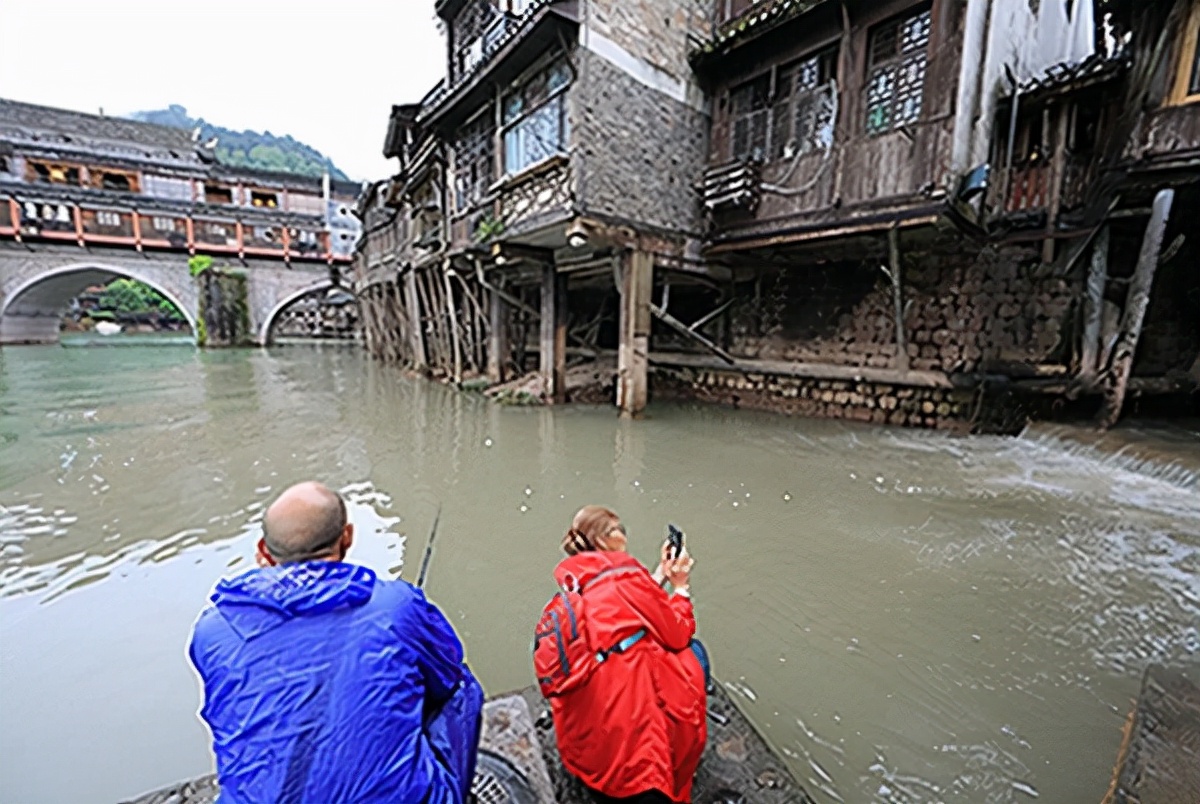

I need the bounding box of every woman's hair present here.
[562,505,622,555]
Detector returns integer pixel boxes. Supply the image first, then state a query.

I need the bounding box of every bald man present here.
[189,482,483,804]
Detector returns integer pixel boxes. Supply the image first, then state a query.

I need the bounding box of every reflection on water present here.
[1,345,1198,804]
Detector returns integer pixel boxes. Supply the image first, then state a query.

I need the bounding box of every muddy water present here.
[1,341,1197,804]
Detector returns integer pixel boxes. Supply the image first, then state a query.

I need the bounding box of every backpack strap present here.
[595,628,647,664]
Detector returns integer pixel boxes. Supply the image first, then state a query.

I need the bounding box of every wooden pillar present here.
[487,279,510,384]
[1043,101,1072,264]
[540,263,567,403]
[888,227,910,372]
[442,261,463,383]
[1078,225,1110,389]
[617,249,653,417]
[402,270,427,370]
[1099,189,1174,429]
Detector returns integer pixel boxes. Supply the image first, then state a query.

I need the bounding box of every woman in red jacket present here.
[549,505,708,804]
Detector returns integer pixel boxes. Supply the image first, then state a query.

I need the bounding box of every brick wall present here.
[727,245,1079,374]
[585,0,711,82]
[572,51,708,235]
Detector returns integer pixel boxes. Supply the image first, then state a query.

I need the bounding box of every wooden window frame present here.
[729,73,772,162]
[1168,0,1200,106]
[500,55,571,178]
[771,46,839,161]
[454,109,496,211]
[864,5,933,136]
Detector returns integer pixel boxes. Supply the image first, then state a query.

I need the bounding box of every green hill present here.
[128,105,350,181]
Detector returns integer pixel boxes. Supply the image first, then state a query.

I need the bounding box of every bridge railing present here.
[1,197,351,265]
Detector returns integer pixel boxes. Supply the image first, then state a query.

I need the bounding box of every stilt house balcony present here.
[985,52,1128,237]
[421,0,580,129]
[693,0,963,253]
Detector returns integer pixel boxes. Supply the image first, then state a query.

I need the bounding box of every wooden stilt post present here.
[1078,225,1110,389]
[443,261,463,384]
[1099,189,1174,429]
[487,276,509,384]
[617,249,653,417]
[540,263,567,402]
[888,227,910,372]
[402,269,426,370]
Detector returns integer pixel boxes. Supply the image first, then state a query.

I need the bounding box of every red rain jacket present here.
[548,551,707,803]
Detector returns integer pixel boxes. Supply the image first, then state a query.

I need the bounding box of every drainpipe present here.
[950,0,996,174]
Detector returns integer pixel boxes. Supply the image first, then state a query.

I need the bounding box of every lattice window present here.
[730,75,770,161]
[501,56,570,175]
[455,111,495,211]
[772,47,838,160]
[96,210,121,228]
[865,7,931,135]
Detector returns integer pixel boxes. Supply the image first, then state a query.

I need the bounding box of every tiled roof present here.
[1014,50,1130,97]
[691,0,831,66]
[0,97,196,156]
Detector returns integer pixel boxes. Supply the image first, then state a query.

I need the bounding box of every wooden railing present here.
[1,197,348,263]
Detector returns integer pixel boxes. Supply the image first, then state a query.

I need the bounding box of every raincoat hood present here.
[211,561,376,641]
[554,550,643,592]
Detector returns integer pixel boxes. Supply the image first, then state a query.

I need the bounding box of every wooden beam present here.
[1099,189,1174,429]
[539,264,567,403]
[1077,225,1109,389]
[617,250,653,417]
[650,303,736,364]
[475,263,598,357]
[650,351,954,389]
[443,262,463,383]
[1043,101,1072,263]
[487,279,509,383]
[887,227,911,372]
[402,269,427,370]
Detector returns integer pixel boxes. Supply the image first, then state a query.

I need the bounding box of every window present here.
[93,170,137,192]
[865,7,932,135]
[502,57,570,175]
[29,161,81,185]
[771,47,838,160]
[730,75,770,161]
[204,184,233,204]
[207,223,229,238]
[152,216,177,232]
[96,210,122,228]
[455,111,495,210]
[1169,1,1200,104]
[250,190,279,208]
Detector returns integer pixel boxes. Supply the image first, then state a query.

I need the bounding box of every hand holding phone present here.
[667,524,685,559]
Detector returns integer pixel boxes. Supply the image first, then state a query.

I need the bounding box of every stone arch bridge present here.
[0,244,339,345]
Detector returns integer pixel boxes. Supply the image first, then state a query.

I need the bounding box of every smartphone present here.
[667,524,685,559]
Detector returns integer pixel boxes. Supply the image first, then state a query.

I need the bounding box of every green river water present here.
[0,338,1197,803]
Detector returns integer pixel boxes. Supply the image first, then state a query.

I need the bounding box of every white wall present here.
[951,0,1096,174]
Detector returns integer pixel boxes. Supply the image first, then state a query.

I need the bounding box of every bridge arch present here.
[0,262,198,344]
[259,280,358,346]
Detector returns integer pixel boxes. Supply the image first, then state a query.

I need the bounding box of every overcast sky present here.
[0,0,444,182]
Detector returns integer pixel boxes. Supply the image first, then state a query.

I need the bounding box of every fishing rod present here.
[415,503,442,589]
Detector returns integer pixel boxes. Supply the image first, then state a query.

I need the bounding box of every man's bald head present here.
[261,482,349,564]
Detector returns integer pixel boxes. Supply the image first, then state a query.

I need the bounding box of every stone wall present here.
[572,51,708,235]
[727,245,1079,375]
[654,368,976,431]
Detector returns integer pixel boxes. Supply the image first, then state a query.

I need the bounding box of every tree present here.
[97,278,184,322]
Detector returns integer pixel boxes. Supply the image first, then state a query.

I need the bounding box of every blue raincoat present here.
[189,562,483,804]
